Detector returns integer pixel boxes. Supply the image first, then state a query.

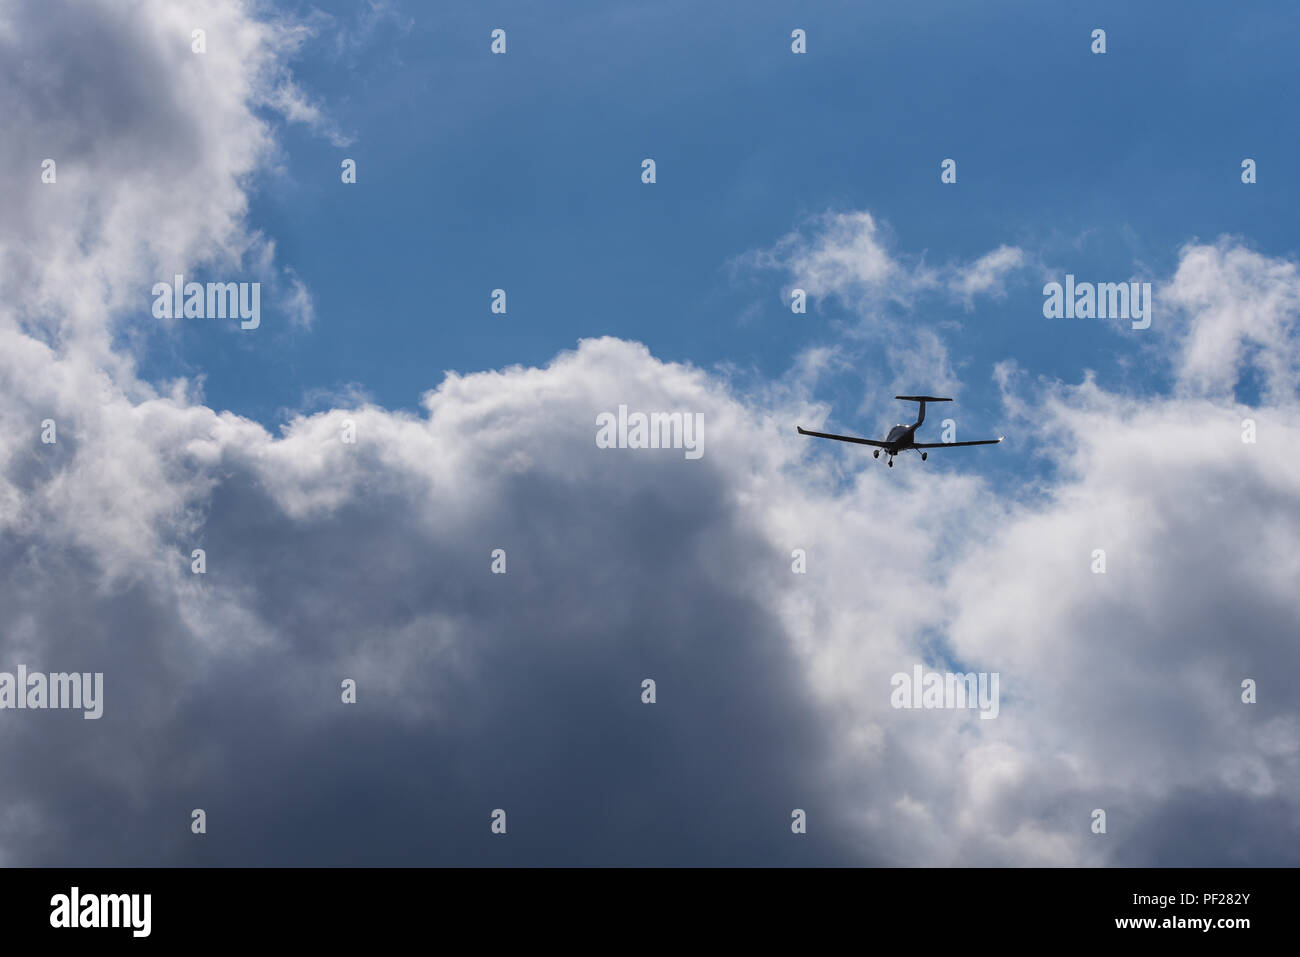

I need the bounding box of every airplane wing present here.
[797,426,891,448]
[912,437,1004,448]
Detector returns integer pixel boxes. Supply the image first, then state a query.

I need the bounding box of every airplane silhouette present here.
[797,396,1003,468]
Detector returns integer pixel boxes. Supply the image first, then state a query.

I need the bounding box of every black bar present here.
[0,867,1285,944]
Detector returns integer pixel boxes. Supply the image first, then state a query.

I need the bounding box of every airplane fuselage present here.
[884,423,919,451]
[883,398,929,450]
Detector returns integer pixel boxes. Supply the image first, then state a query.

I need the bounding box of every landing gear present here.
[873,449,880,459]
[921,452,927,461]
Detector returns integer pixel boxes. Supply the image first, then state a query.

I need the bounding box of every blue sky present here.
[137,0,1299,437]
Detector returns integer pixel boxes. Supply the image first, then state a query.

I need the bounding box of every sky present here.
[0,0,1297,865]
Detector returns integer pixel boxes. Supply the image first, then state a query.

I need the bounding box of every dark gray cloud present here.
[0,376,864,866]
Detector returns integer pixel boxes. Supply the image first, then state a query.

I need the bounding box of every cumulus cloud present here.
[1162,238,1300,403]
[5,331,1297,865]
[0,0,1296,867]
[0,0,325,364]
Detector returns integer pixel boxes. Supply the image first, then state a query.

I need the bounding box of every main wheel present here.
[873,449,879,459]
[921,452,927,461]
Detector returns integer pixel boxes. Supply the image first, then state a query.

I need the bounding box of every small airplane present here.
[797,396,1004,467]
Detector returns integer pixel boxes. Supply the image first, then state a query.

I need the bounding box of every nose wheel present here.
[887,457,894,467]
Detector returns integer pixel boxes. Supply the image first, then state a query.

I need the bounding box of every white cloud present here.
[949,244,1027,307]
[0,0,328,364]
[734,211,1030,411]
[737,210,1028,315]
[745,210,933,306]
[5,315,1297,863]
[1163,238,1300,403]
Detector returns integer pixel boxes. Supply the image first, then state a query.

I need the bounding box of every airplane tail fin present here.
[895,395,951,428]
